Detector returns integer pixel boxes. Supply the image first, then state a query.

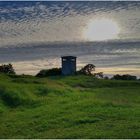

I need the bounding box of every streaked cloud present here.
[1,1,140,47]
[0,1,140,75]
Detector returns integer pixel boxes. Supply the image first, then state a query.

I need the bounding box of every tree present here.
[0,64,15,74]
[79,64,96,75]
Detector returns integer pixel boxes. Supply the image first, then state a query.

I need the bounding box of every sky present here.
[0,1,140,76]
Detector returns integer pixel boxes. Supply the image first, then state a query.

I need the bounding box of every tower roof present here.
[61,56,76,59]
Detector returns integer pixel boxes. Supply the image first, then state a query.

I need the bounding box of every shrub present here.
[104,76,109,80]
[0,64,15,74]
[112,74,137,80]
[36,68,61,77]
[93,72,104,79]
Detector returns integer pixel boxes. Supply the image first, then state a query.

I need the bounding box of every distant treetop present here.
[0,64,15,74]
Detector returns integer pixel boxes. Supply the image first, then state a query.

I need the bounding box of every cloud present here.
[0,1,140,75]
[1,1,140,47]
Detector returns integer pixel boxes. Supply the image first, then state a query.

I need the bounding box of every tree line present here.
[0,63,139,81]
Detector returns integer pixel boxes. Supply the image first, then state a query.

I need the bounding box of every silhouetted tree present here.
[79,64,96,75]
[36,68,61,77]
[112,74,137,80]
[0,64,15,74]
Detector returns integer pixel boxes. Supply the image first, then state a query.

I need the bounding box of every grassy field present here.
[0,74,140,138]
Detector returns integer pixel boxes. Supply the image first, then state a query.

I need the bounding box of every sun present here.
[84,18,120,41]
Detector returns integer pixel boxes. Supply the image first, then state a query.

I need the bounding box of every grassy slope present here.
[0,74,140,138]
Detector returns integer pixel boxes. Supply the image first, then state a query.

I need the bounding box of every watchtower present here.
[61,56,76,75]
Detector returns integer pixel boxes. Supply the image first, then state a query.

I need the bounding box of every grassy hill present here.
[0,74,140,138]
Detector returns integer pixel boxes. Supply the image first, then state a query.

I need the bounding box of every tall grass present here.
[0,86,37,107]
[0,74,140,138]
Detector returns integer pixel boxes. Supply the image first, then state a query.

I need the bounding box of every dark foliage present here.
[112,74,137,80]
[36,68,61,77]
[0,64,15,74]
[104,76,109,80]
[78,64,96,75]
[93,72,104,79]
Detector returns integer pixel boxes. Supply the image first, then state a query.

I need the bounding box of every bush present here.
[112,74,137,80]
[93,72,104,79]
[104,76,109,80]
[36,68,61,77]
[0,64,15,74]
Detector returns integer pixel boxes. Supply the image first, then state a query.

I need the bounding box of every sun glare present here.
[84,18,120,41]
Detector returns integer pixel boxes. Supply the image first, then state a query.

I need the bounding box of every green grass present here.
[0,74,140,138]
